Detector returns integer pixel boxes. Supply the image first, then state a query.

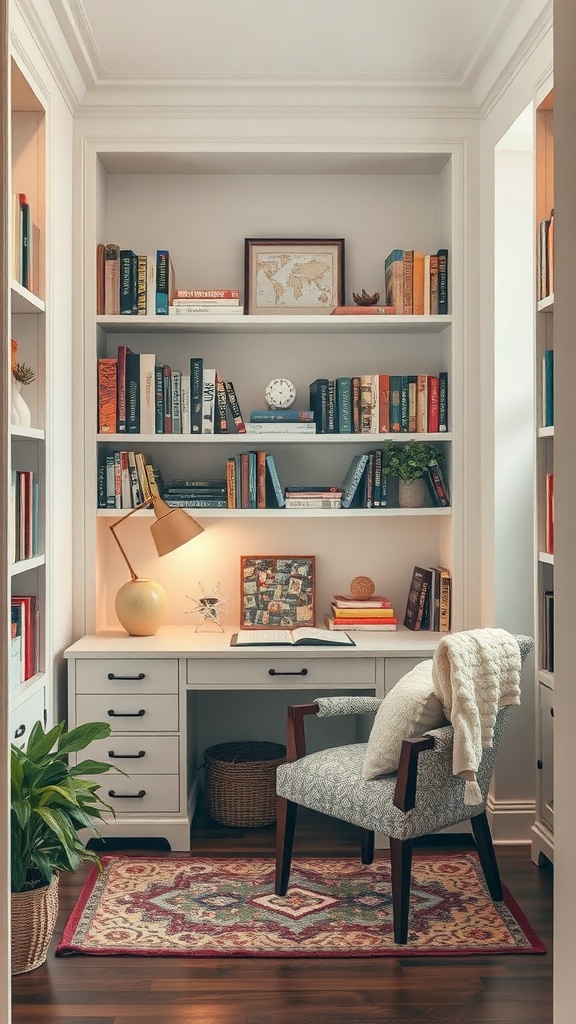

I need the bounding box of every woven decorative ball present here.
[349,575,375,600]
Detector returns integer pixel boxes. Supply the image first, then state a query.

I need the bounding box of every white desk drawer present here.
[94,774,180,813]
[76,694,179,732]
[74,659,178,694]
[9,689,45,747]
[188,657,377,688]
[86,735,180,775]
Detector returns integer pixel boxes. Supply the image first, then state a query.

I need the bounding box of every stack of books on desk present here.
[324,593,397,631]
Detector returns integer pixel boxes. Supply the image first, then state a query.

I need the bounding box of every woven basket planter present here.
[204,740,286,827]
[11,873,59,975]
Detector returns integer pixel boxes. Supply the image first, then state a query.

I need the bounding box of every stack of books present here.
[246,410,315,434]
[324,593,397,631]
[168,289,243,316]
[284,486,343,509]
[162,478,227,509]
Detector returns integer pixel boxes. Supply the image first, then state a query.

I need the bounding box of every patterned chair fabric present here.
[276,633,533,840]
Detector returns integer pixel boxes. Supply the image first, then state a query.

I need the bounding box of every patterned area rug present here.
[56,853,546,958]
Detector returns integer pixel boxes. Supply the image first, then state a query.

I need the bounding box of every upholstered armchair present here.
[275,632,533,944]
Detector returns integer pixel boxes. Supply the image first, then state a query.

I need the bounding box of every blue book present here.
[155,250,170,315]
[119,250,136,314]
[389,376,402,433]
[543,350,554,427]
[309,378,329,432]
[437,248,449,314]
[340,453,369,508]
[265,455,286,507]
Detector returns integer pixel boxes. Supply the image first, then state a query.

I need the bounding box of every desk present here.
[65,625,440,850]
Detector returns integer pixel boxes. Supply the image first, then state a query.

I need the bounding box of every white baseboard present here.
[486,795,536,844]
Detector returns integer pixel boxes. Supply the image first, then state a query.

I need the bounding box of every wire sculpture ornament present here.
[185,582,232,632]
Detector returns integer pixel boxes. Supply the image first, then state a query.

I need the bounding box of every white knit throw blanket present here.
[431,628,521,805]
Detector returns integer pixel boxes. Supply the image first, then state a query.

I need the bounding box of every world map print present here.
[255,252,336,309]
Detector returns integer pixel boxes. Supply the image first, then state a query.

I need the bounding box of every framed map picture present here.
[240,556,316,628]
[244,238,345,315]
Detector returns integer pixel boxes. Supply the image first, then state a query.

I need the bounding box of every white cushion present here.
[362,660,447,780]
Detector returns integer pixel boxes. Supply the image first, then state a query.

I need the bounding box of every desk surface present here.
[64,625,441,659]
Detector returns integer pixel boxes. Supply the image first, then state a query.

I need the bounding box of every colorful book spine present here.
[154,363,164,433]
[171,370,182,434]
[224,381,246,433]
[336,377,352,433]
[137,254,147,314]
[156,250,170,315]
[389,376,402,433]
[104,243,120,315]
[139,353,156,435]
[125,351,140,433]
[340,453,369,508]
[437,248,449,314]
[119,249,137,314]
[97,358,117,433]
[250,410,314,422]
[215,375,228,433]
[438,371,448,431]
[173,289,240,299]
[201,368,216,434]
[190,357,204,434]
[265,455,286,508]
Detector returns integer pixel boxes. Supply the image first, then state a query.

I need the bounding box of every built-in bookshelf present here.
[8,58,47,742]
[532,83,555,867]
[78,149,464,637]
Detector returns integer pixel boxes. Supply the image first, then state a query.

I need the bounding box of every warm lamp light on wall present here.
[110,497,204,636]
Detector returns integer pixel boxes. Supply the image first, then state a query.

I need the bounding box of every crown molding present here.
[479,0,552,118]
[13,0,86,112]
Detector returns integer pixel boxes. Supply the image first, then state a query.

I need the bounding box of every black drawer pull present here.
[107,672,145,681]
[550,707,554,717]
[13,724,25,739]
[108,789,146,799]
[268,668,308,677]
[107,709,145,718]
[108,750,146,759]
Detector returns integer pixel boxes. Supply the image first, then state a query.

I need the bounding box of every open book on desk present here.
[230,627,356,647]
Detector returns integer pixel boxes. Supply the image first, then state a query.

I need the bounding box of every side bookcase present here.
[78,143,466,660]
[532,83,554,866]
[8,57,48,746]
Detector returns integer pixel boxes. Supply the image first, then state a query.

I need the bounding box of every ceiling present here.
[44,0,551,110]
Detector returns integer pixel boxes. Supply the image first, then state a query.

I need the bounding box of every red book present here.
[329,616,398,626]
[97,358,117,433]
[378,374,390,433]
[116,345,131,433]
[332,595,392,609]
[256,450,266,509]
[427,375,439,432]
[546,473,554,554]
[11,595,37,679]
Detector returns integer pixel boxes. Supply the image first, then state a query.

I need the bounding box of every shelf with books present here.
[95,314,452,335]
[95,506,451,520]
[96,431,453,445]
[532,82,555,868]
[10,554,46,576]
[11,281,45,315]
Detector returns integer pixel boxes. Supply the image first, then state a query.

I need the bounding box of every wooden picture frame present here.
[240,556,316,628]
[244,238,345,315]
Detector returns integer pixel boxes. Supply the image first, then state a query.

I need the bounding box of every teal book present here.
[336,377,352,433]
[265,454,286,508]
[389,376,402,432]
[340,452,369,508]
[543,350,554,427]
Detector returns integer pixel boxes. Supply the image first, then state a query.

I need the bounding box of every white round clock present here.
[265,378,296,409]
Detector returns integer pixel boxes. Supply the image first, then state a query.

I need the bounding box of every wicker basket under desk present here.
[203,740,286,827]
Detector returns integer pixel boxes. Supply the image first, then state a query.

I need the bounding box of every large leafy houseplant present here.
[11,720,118,894]
[384,441,444,485]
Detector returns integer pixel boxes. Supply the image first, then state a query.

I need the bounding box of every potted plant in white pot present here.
[11,719,119,974]
[384,441,444,508]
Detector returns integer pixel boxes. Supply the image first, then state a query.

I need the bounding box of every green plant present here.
[13,362,36,386]
[11,720,120,894]
[384,442,444,484]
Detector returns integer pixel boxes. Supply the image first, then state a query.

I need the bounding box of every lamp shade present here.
[149,498,204,557]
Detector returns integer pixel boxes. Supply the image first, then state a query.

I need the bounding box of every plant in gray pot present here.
[384,442,444,508]
[11,720,119,974]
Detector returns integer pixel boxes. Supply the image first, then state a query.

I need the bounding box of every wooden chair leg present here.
[471,810,503,901]
[360,828,375,865]
[390,837,412,944]
[275,795,298,896]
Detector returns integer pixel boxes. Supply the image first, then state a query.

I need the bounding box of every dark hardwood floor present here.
[11,810,553,1024]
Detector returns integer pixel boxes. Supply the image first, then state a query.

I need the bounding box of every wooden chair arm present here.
[286,703,319,761]
[393,735,435,812]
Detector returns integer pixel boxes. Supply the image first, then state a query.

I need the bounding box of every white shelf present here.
[537,293,554,312]
[97,432,453,445]
[10,280,45,314]
[10,554,45,576]
[538,551,554,565]
[96,506,451,519]
[96,313,452,335]
[10,425,45,441]
[538,426,554,438]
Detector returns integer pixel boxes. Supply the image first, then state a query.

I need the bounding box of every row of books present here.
[96,245,175,316]
[384,248,449,315]
[12,192,35,291]
[403,564,452,632]
[309,373,448,434]
[542,350,554,428]
[10,595,39,687]
[11,470,40,563]
[97,352,246,435]
[324,593,397,631]
[537,210,554,302]
[97,450,162,510]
